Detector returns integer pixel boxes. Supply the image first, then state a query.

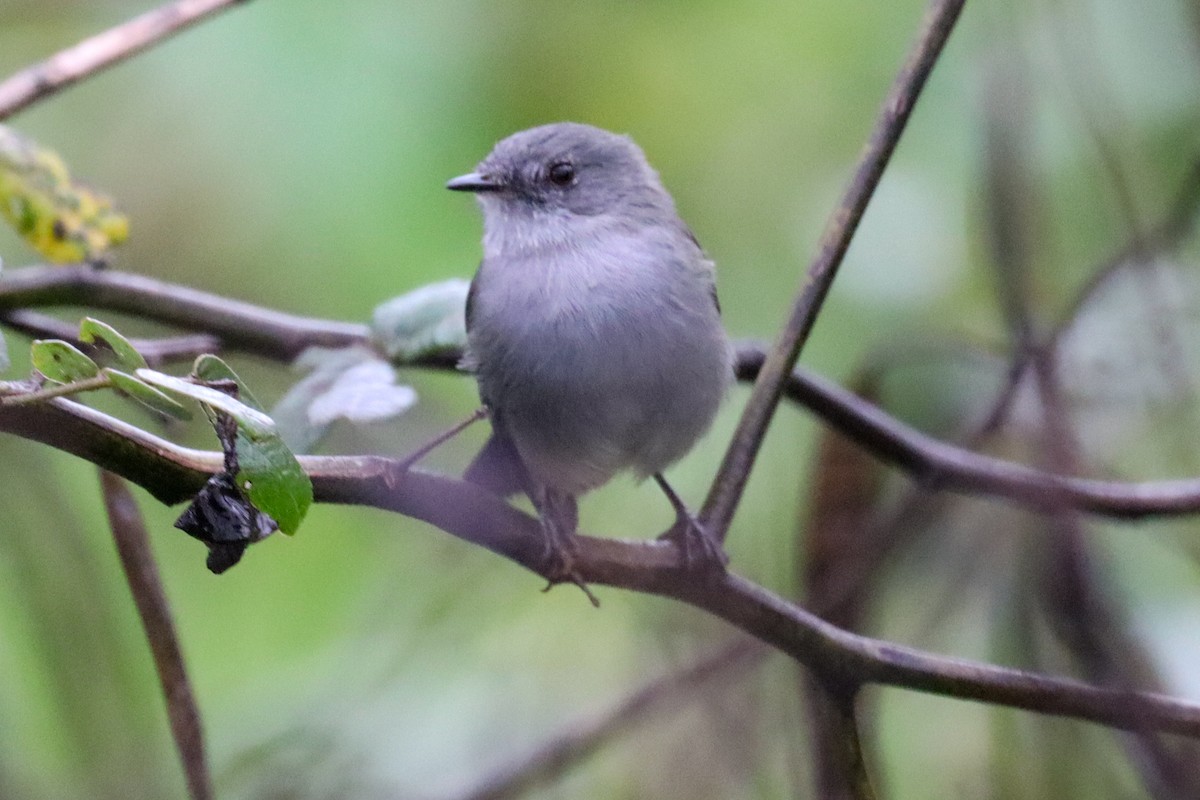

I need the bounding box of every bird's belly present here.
[472,298,728,495]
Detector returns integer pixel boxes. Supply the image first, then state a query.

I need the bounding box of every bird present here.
[447,122,732,591]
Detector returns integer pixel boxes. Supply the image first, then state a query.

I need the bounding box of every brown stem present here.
[700,0,968,542]
[458,641,763,800]
[0,0,253,121]
[98,471,212,800]
[3,399,1199,739]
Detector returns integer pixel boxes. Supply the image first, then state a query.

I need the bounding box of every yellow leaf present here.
[0,125,129,263]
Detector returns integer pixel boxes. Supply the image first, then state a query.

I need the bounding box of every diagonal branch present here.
[700,0,968,542]
[99,470,211,800]
[3,397,1200,740]
[0,0,254,122]
[457,640,763,800]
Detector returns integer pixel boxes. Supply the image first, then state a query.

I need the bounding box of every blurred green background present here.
[1,0,1199,797]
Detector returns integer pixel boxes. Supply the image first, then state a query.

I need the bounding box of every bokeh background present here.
[1,0,1199,798]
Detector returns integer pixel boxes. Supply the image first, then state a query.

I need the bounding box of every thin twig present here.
[0,0,253,121]
[458,641,763,800]
[0,309,220,367]
[98,470,212,800]
[700,0,968,542]
[0,265,367,361]
[4,398,1200,739]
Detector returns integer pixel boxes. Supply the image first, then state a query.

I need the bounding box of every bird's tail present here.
[463,432,529,498]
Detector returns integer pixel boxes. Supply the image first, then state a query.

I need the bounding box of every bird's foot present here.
[659,511,729,575]
[539,533,600,608]
[652,473,729,575]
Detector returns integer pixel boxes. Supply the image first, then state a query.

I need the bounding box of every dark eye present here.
[547,161,575,186]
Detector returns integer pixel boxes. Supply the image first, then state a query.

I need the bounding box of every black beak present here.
[446,172,502,193]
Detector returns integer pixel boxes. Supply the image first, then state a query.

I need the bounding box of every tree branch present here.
[458,640,763,800]
[0,265,366,360]
[0,0,253,122]
[700,0,968,542]
[3,398,1200,740]
[0,309,220,367]
[99,470,211,800]
[7,270,1200,521]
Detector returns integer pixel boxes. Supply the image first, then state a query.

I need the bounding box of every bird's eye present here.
[547,161,575,186]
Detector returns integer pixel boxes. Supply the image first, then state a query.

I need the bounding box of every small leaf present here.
[105,369,191,420]
[234,429,312,536]
[307,359,417,426]
[79,317,146,370]
[272,346,382,451]
[139,364,312,535]
[31,339,99,382]
[371,279,469,362]
[0,124,129,263]
[192,354,265,412]
[135,368,274,435]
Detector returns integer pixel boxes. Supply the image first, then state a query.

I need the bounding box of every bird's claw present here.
[540,538,600,607]
[659,513,729,575]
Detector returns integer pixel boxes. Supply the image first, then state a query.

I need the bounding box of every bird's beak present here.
[446,172,503,193]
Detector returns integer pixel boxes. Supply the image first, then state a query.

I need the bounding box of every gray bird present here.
[447,122,732,587]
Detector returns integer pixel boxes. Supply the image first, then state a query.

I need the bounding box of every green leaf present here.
[105,369,191,420]
[370,279,469,362]
[79,318,146,370]
[233,429,312,536]
[192,354,264,412]
[31,339,99,383]
[135,368,274,435]
[135,366,312,535]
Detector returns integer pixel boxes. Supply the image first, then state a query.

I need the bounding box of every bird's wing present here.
[678,221,722,315]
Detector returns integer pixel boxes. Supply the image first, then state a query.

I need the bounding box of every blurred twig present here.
[1,309,220,367]
[0,266,366,361]
[985,52,1200,797]
[98,470,212,800]
[0,0,253,121]
[457,640,763,800]
[700,0,967,544]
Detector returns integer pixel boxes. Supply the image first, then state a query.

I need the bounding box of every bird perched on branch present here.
[448,122,732,593]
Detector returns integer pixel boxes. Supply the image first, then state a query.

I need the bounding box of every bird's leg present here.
[654,473,729,573]
[530,487,599,606]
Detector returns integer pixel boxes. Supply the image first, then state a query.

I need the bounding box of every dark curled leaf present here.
[174,472,277,574]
